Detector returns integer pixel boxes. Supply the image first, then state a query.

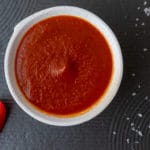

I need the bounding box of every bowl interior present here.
[4,6,123,126]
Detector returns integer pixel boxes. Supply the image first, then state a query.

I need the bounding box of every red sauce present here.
[15,16,113,117]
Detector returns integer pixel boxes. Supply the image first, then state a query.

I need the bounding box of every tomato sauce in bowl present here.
[15,15,113,117]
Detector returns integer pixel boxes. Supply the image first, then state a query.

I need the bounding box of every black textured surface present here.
[0,0,150,150]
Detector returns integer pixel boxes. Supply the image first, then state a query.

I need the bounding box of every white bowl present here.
[4,6,123,126]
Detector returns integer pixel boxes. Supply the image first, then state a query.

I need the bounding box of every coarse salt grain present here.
[144,7,150,16]
[138,131,143,136]
[113,131,116,135]
[135,129,142,135]
[131,127,136,131]
[145,96,149,100]
[137,6,141,10]
[132,73,136,76]
[136,18,139,21]
[138,113,143,118]
[143,48,148,51]
[131,123,134,126]
[126,138,130,144]
[132,92,136,96]
[141,22,145,26]
[138,84,141,88]
[144,1,147,6]
[148,125,150,128]
[126,117,130,121]
[131,127,143,137]
[135,24,138,27]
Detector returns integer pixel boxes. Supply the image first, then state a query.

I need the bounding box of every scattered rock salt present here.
[131,123,134,126]
[126,138,130,144]
[137,6,141,10]
[138,131,143,137]
[138,84,141,88]
[131,127,136,131]
[126,117,130,121]
[131,126,143,137]
[137,113,143,118]
[132,92,136,96]
[113,131,116,135]
[144,7,150,16]
[145,96,149,100]
[136,18,139,21]
[132,73,136,77]
[143,48,148,51]
[141,22,145,26]
[144,1,147,6]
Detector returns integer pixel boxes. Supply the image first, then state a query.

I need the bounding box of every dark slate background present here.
[0,0,150,150]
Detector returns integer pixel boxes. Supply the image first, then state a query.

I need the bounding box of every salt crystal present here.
[144,1,147,6]
[145,96,149,100]
[131,127,136,131]
[136,18,139,21]
[132,92,136,96]
[137,6,141,10]
[138,131,143,136]
[132,73,136,76]
[135,129,143,136]
[138,113,143,118]
[141,22,145,26]
[135,24,138,27]
[143,48,148,51]
[126,117,130,121]
[126,138,130,144]
[148,125,150,128]
[138,84,141,88]
[113,131,116,135]
[131,123,134,126]
[144,7,150,16]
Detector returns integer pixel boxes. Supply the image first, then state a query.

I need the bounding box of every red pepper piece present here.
[0,101,6,131]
